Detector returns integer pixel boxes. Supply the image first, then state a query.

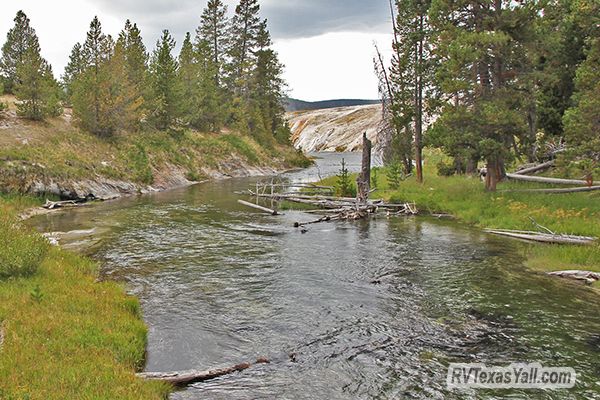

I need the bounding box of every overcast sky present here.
[0,0,393,101]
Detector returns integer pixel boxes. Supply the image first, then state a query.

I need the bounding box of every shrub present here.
[336,158,357,197]
[386,161,405,190]
[129,144,154,185]
[0,216,49,279]
[371,167,380,189]
[437,160,457,177]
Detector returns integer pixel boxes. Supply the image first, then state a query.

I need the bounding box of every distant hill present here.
[286,104,381,153]
[285,98,380,112]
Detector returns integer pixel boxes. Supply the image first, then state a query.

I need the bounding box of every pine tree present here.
[226,0,261,94]
[193,0,229,131]
[0,11,37,94]
[15,40,62,120]
[147,30,180,130]
[115,20,147,128]
[178,32,200,126]
[429,0,536,191]
[251,20,287,142]
[118,20,147,99]
[563,36,600,172]
[62,43,85,104]
[389,0,433,183]
[197,0,228,87]
[336,159,355,197]
[72,17,124,136]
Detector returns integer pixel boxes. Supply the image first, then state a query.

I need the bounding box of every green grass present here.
[0,200,171,399]
[0,215,49,279]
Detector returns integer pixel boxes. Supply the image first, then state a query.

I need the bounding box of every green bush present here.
[0,217,49,279]
[128,144,154,185]
[336,158,357,197]
[386,161,406,190]
[437,160,457,177]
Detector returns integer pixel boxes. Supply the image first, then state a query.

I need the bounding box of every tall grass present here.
[0,215,49,279]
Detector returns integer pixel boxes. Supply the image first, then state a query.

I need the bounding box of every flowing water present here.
[30,153,600,399]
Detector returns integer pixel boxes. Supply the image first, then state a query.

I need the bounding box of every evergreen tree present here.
[195,39,224,131]
[147,30,180,130]
[251,20,287,142]
[563,36,600,172]
[178,32,200,126]
[0,11,37,94]
[118,20,147,99]
[107,38,144,131]
[15,40,62,120]
[62,43,85,104]
[389,0,433,183]
[226,0,261,94]
[115,20,147,128]
[193,0,229,131]
[429,0,536,191]
[72,17,130,136]
[197,0,228,87]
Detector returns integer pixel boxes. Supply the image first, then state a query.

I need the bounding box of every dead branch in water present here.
[137,358,270,386]
[238,200,280,215]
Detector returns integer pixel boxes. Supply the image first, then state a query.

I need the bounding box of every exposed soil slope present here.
[286,104,381,153]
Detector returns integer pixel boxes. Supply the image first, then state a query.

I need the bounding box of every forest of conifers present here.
[0,0,289,147]
[377,0,599,191]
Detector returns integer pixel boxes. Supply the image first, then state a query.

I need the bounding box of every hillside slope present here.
[286,104,382,153]
[0,96,308,200]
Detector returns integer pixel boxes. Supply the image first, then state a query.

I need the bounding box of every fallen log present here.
[238,200,279,215]
[501,186,600,194]
[137,358,270,386]
[514,160,555,175]
[506,173,588,186]
[485,229,597,245]
[43,199,86,210]
[547,270,600,285]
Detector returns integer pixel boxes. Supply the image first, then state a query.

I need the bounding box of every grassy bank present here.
[321,153,600,285]
[0,199,171,399]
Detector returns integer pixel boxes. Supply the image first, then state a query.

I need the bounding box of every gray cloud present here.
[262,0,391,39]
[92,0,391,45]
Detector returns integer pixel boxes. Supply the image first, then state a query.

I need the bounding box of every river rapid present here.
[30,153,600,399]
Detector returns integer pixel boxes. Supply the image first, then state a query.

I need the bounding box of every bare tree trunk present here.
[357,132,372,204]
[486,159,500,191]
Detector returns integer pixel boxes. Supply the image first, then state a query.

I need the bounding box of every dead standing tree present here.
[356,132,372,205]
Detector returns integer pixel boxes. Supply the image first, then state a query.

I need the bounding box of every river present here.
[30,152,600,399]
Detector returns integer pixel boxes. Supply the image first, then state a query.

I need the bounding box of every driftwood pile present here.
[237,132,418,228]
